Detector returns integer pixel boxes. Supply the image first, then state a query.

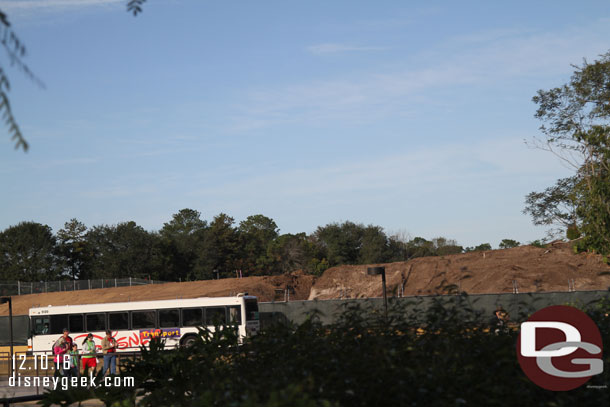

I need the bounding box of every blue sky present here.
[1,0,609,247]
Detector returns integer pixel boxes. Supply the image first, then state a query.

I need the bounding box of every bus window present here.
[69,315,84,333]
[181,308,202,327]
[205,307,226,326]
[86,313,106,332]
[159,309,179,328]
[50,315,69,334]
[228,306,241,324]
[245,299,259,321]
[132,310,156,329]
[109,312,129,330]
[32,317,50,335]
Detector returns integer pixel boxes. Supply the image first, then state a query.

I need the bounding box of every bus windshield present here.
[245,299,259,321]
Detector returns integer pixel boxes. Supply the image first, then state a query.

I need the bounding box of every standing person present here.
[67,343,80,379]
[52,337,67,377]
[491,307,509,334]
[61,328,73,349]
[102,330,118,375]
[81,334,97,377]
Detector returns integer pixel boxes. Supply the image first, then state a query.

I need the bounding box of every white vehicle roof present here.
[29,295,257,316]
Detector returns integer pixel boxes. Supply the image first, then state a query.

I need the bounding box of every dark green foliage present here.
[566,224,581,240]
[464,243,492,252]
[85,221,164,279]
[193,213,241,279]
[0,212,473,282]
[42,297,610,407]
[159,209,208,281]
[523,176,580,229]
[529,240,547,248]
[499,239,520,249]
[0,221,59,281]
[313,221,365,266]
[267,233,323,275]
[238,215,279,276]
[56,219,89,280]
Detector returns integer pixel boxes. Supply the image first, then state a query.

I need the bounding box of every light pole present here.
[367,267,387,322]
[0,296,13,374]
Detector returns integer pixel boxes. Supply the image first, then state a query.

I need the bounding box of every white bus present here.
[28,294,260,353]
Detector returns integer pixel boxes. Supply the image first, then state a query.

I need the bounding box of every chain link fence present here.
[0,278,164,297]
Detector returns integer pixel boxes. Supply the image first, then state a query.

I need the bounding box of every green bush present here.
[43,298,610,406]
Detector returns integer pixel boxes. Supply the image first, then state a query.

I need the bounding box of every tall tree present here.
[313,221,365,266]
[359,225,392,264]
[159,209,208,280]
[56,219,88,280]
[194,213,240,280]
[0,222,58,281]
[267,233,322,275]
[85,221,163,279]
[238,214,279,276]
[529,51,610,253]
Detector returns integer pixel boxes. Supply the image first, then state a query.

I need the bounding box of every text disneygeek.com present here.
[9,374,135,390]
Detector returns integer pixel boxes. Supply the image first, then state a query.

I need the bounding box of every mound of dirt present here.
[0,273,315,316]
[308,243,610,300]
[2,244,610,316]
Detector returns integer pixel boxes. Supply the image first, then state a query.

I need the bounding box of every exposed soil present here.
[0,273,315,316]
[2,243,610,316]
[309,243,610,299]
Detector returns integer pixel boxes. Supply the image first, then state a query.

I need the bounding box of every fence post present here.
[129,277,132,287]
[18,281,20,295]
[45,282,47,293]
[88,280,91,290]
[115,278,117,288]
[73,280,76,291]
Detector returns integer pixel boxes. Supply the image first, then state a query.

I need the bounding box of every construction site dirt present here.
[2,243,610,316]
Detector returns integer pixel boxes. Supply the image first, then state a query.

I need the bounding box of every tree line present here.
[0,209,520,282]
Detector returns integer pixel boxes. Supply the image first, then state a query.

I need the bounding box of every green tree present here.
[432,237,463,256]
[405,237,435,258]
[313,221,364,266]
[238,215,279,275]
[267,233,321,274]
[523,176,580,238]
[193,213,240,279]
[159,209,208,281]
[359,225,392,264]
[0,221,59,281]
[85,221,163,279]
[464,243,492,252]
[498,239,520,249]
[56,219,88,280]
[530,51,610,254]
[161,208,207,237]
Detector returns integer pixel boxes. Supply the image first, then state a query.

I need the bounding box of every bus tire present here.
[180,334,198,348]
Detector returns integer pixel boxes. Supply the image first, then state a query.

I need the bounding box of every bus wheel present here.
[181,335,197,348]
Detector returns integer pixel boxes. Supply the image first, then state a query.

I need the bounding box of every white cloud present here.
[189,136,569,202]
[307,43,389,55]
[229,21,610,132]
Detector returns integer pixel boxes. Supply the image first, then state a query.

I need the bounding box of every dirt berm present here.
[1,243,610,316]
[309,243,610,299]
